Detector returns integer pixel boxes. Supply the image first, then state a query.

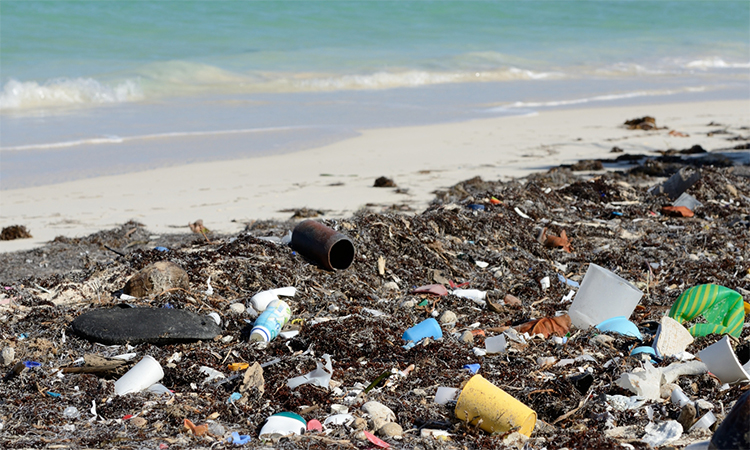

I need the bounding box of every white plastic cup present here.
[114,355,164,396]
[698,335,750,384]
[670,386,692,407]
[568,263,643,329]
[689,411,717,432]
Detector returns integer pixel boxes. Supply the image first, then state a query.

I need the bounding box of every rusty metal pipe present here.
[291,220,355,271]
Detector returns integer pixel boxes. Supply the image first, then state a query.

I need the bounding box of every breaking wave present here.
[0,78,142,111]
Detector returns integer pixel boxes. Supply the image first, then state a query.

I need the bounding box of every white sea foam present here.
[0,78,142,110]
[0,126,305,152]
[486,87,707,111]
[685,57,750,69]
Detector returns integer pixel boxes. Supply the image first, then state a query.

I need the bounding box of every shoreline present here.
[1,98,748,253]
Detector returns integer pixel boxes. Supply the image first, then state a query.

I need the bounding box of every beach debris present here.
[672,192,703,211]
[189,219,209,234]
[402,318,442,348]
[0,225,32,240]
[570,159,604,171]
[250,299,292,343]
[183,418,209,436]
[374,176,397,187]
[412,283,448,296]
[291,219,355,271]
[698,336,750,384]
[250,286,297,312]
[689,411,716,432]
[568,263,643,329]
[123,261,189,297]
[114,355,164,396]
[668,284,745,338]
[653,316,694,358]
[287,354,333,389]
[516,314,571,338]
[676,402,697,430]
[455,374,536,437]
[1,347,15,367]
[641,420,682,447]
[71,307,222,345]
[538,227,573,252]
[239,362,265,395]
[616,360,707,400]
[648,167,701,200]
[484,334,507,354]
[709,390,750,449]
[662,205,694,217]
[596,316,643,340]
[624,116,658,130]
[259,412,306,438]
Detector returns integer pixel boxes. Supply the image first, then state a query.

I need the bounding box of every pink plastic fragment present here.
[364,430,390,448]
[412,284,448,296]
[307,419,323,432]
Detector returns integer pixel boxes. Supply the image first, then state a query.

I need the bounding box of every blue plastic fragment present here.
[468,204,485,211]
[228,392,242,403]
[18,333,28,340]
[557,273,580,288]
[596,316,643,340]
[24,361,41,369]
[154,246,169,252]
[463,364,480,374]
[228,431,252,445]
[163,303,173,309]
[631,346,658,363]
[45,391,61,398]
[611,211,623,217]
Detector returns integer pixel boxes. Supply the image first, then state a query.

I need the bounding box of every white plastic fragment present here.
[204,277,214,296]
[540,277,550,291]
[287,354,333,390]
[324,413,354,426]
[653,316,694,358]
[689,411,716,432]
[475,260,489,268]
[514,207,531,219]
[434,387,459,405]
[616,360,707,400]
[452,289,487,306]
[199,366,226,384]
[641,421,683,447]
[485,335,507,354]
[250,286,297,312]
[606,395,647,411]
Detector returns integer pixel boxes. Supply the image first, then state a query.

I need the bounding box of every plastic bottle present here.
[250,299,291,342]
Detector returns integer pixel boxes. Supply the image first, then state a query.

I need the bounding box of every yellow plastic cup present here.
[455,375,537,436]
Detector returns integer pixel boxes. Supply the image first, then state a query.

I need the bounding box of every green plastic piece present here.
[418,299,429,307]
[668,284,745,338]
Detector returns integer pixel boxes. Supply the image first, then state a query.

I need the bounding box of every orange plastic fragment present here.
[515,314,572,338]
[539,228,573,253]
[490,197,502,205]
[662,206,694,217]
[364,430,390,448]
[184,418,208,436]
[228,363,249,371]
[470,329,486,337]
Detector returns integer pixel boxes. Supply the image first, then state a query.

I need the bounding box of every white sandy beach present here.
[1,99,747,253]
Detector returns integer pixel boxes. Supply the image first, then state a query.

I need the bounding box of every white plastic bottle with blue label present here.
[250,299,291,342]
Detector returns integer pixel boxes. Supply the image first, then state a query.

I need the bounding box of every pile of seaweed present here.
[0,157,749,450]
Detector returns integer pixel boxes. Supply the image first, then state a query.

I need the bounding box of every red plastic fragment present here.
[364,430,390,448]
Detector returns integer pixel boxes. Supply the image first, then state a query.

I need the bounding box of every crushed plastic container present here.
[668,284,745,338]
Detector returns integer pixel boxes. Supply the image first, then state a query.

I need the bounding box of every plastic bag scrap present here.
[642,420,683,447]
[668,284,745,338]
[287,354,333,389]
[616,360,707,400]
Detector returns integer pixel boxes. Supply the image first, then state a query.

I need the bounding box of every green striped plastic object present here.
[668,284,745,338]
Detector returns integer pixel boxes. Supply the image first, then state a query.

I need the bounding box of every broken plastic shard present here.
[606,395,648,411]
[287,354,333,389]
[641,421,683,447]
[653,316,694,358]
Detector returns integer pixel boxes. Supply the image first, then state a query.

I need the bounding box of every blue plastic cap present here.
[596,316,643,340]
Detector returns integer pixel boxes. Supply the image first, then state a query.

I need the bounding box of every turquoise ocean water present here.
[1,1,748,188]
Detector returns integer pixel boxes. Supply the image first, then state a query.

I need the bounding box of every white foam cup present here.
[568,263,643,329]
[698,336,750,384]
[114,355,164,396]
